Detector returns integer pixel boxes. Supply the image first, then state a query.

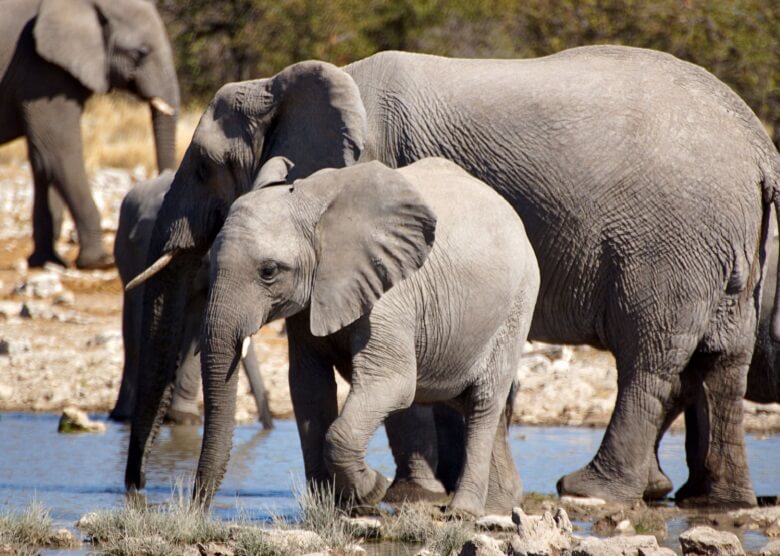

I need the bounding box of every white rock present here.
[0,384,13,400]
[76,512,99,529]
[571,535,660,556]
[58,406,107,433]
[560,496,606,507]
[615,519,636,535]
[476,514,516,532]
[341,516,382,539]
[53,290,76,306]
[679,526,744,556]
[512,507,572,553]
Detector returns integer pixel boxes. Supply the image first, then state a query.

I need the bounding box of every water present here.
[1,412,779,551]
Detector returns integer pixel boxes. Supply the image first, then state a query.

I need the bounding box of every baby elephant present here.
[112,171,272,427]
[197,157,539,517]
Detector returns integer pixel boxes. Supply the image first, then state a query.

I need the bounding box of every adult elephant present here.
[126,46,780,509]
[0,0,179,269]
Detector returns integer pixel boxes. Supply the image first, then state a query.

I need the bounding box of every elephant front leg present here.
[383,405,448,504]
[288,319,339,487]
[675,351,756,509]
[323,333,417,508]
[27,149,66,268]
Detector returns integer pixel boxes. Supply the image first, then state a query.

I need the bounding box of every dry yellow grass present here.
[0,93,200,174]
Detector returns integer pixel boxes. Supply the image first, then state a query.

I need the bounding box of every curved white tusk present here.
[125,252,174,291]
[150,97,176,116]
[241,337,251,360]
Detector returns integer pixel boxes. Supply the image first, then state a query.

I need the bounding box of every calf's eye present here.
[259,262,279,282]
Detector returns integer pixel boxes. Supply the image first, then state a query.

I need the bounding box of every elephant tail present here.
[764,154,780,342]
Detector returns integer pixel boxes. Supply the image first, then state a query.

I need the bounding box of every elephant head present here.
[195,161,436,502]
[33,0,180,171]
[124,62,366,491]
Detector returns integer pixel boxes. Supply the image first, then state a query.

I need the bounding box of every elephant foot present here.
[164,408,202,425]
[76,250,114,270]
[675,480,756,510]
[448,491,484,519]
[28,249,67,269]
[644,466,673,501]
[108,406,131,422]
[557,463,643,503]
[384,477,449,505]
[350,469,390,511]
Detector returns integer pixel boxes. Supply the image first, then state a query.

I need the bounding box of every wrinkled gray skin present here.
[201,158,539,516]
[0,0,179,269]
[111,171,272,428]
[127,46,780,510]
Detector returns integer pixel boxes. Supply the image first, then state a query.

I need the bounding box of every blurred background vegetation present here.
[158,0,779,144]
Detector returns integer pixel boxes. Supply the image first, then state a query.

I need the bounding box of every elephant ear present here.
[252,157,294,190]
[34,0,109,93]
[310,162,437,337]
[248,61,367,181]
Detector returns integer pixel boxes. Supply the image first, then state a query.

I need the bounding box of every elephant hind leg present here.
[557,330,699,503]
[383,405,448,505]
[675,349,756,509]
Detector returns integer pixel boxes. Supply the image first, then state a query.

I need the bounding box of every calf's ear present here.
[309,162,437,337]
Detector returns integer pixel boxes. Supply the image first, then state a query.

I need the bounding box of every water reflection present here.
[1,412,779,552]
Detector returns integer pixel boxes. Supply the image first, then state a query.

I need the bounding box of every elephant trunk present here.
[151,107,177,172]
[195,272,257,506]
[125,235,200,490]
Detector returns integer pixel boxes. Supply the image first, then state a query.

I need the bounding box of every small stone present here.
[512,507,572,553]
[615,519,636,535]
[679,526,744,556]
[0,301,21,319]
[341,516,382,539]
[458,533,506,556]
[86,330,122,349]
[760,540,780,555]
[20,301,53,319]
[58,406,107,433]
[0,338,31,356]
[476,514,516,532]
[76,512,99,529]
[342,545,367,555]
[638,548,677,556]
[51,528,79,548]
[767,519,780,537]
[53,290,76,306]
[560,496,606,507]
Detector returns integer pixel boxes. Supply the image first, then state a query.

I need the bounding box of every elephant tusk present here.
[150,97,176,116]
[241,337,251,360]
[125,252,175,291]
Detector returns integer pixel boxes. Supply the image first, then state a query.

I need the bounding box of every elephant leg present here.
[484,405,523,514]
[324,331,417,507]
[167,294,203,425]
[23,97,111,269]
[449,379,512,517]
[383,405,447,504]
[110,289,141,421]
[27,145,66,268]
[287,316,339,486]
[557,339,694,502]
[675,350,756,509]
[433,403,466,493]
[242,339,274,429]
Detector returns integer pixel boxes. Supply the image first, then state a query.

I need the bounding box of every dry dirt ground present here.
[1,162,780,433]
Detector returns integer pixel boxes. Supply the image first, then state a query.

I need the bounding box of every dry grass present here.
[0,500,77,553]
[0,93,199,173]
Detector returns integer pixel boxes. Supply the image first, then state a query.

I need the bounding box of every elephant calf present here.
[112,171,272,427]
[197,157,540,517]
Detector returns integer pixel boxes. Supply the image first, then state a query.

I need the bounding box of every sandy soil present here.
[1,163,780,434]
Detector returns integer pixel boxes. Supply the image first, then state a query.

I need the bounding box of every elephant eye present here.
[259,262,280,283]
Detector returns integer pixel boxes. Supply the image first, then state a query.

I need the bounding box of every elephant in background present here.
[112,171,272,428]
[127,46,780,509]
[200,157,539,516]
[0,0,179,269]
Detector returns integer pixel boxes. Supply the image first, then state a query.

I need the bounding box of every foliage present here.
[0,501,72,553]
[158,0,780,142]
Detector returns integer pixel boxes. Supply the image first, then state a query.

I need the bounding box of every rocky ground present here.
[1,164,780,434]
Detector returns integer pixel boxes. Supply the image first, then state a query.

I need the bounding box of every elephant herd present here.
[3,1,780,517]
